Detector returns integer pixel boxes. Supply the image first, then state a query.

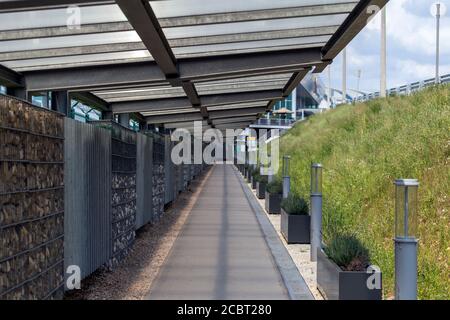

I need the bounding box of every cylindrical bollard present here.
[394,179,419,300]
[395,238,418,300]
[283,176,290,199]
[282,156,291,199]
[268,168,274,183]
[310,163,323,261]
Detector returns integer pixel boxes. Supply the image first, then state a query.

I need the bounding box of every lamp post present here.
[310,163,323,261]
[267,167,274,183]
[342,48,347,103]
[328,65,332,106]
[394,179,419,300]
[282,156,291,199]
[380,7,387,97]
[431,2,447,84]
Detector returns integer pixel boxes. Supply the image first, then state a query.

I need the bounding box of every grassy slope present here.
[279,85,450,299]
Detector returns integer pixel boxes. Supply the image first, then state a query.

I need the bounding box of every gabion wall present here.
[110,123,137,268]
[152,132,165,221]
[0,95,64,300]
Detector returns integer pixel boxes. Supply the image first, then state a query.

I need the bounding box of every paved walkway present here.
[147,164,299,300]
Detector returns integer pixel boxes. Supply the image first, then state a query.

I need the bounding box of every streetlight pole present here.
[342,48,347,103]
[380,7,387,97]
[310,163,323,262]
[328,65,332,106]
[435,3,441,84]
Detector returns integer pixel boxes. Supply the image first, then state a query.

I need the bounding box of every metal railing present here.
[355,74,450,103]
[252,118,296,127]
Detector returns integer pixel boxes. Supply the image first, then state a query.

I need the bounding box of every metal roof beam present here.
[322,0,389,60]
[146,112,203,124]
[115,0,209,124]
[115,0,178,77]
[112,96,192,114]
[179,48,322,81]
[0,0,114,12]
[212,116,257,125]
[111,90,281,114]
[202,90,283,107]
[21,49,320,92]
[70,92,110,111]
[0,63,23,87]
[282,68,312,97]
[22,62,167,91]
[164,120,208,129]
[215,122,252,129]
[209,107,267,119]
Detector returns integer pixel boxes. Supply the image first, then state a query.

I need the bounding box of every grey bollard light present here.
[282,156,291,199]
[310,163,323,262]
[394,179,419,300]
[267,167,274,183]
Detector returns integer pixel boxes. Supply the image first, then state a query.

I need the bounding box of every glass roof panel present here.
[141,108,198,116]
[197,74,293,85]
[4,50,152,72]
[207,102,267,111]
[0,31,141,53]
[93,86,186,102]
[197,78,290,96]
[213,116,257,125]
[173,36,329,58]
[0,4,126,30]
[162,14,348,39]
[150,0,356,18]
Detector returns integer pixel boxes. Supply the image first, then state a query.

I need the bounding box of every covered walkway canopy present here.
[0,0,387,132]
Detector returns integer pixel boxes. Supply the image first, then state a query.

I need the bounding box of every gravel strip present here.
[244,179,324,300]
[65,167,213,300]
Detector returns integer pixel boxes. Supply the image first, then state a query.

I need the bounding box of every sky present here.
[322,0,450,95]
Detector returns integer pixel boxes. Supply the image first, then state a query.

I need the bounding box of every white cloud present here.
[321,0,450,95]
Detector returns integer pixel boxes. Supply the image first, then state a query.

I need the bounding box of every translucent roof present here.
[0,0,385,129]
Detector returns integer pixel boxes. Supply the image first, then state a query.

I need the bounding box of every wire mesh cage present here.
[0,94,65,300]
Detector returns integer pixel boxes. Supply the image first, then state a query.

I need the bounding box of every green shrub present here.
[324,234,370,272]
[250,167,259,176]
[255,174,268,184]
[266,180,282,194]
[281,194,309,215]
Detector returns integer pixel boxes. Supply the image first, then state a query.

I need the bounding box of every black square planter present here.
[256,182,266,199]
[280,209,310,244]
[246,170,252,182]
[317,249,383,300]
[265,191,281,214]
[251,176,257,190]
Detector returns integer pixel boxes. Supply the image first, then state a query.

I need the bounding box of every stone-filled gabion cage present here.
[0,95,65,300]
[152,132,165,221]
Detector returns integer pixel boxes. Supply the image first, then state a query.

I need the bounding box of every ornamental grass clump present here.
[255,173,267,184]
[266,180,282,194]
[324,234,370,272]
[281,194,309,215]
[279,85,450,298]
[248,166,258,177]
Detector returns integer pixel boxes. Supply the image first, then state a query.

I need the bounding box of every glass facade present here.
[272,93,294,119]
[70,100,101,123]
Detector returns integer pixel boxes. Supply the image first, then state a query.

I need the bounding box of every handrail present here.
[354,74,450,103]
